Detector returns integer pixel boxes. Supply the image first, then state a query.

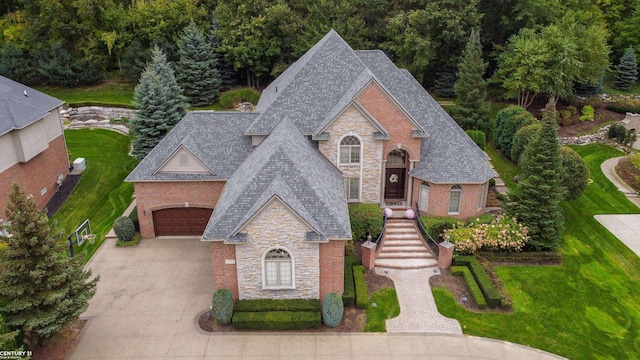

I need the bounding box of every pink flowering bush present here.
[444,216,529,255]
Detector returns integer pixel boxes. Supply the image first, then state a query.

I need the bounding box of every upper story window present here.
[339,136,360,165]
[449,185,462,214]
[419,182,430,212]
[263,248,294,289]
[478,184,485,210]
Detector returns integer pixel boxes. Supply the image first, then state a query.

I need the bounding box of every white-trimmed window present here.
[344,177,360,202]
[478,184,485,210]
[339,136,360,165]
[263,248,294,289]
[448,185,462,214]
[419,182,430,212]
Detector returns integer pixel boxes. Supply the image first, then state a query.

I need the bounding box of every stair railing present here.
[414,202,440,257]
[373,212,387,254]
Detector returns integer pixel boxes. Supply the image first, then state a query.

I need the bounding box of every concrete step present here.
[377,251,434,259]
[379,245,431,253]
[385,227,417,233]
[385,233,422,240]
[374,258,438,269]
[383,239,424,246]
[385,221,415,228]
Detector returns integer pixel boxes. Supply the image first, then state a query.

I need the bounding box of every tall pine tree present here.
[614,47,638,91]
[451,30,491,134]
[177,22,221,107]
[0,184,98,346]
[507,101,565,251]
[131,46,187,160]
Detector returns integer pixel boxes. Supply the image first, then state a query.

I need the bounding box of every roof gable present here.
[155,145,214,175]
[316,101,387,135]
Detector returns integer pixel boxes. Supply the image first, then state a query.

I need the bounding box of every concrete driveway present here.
[71,237,565,359]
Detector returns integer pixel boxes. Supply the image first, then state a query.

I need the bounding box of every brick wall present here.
[211,242,239,300]
[0,135,69,215]
[318,104,383,203]
[319,240,345,300]
[236,199,320,300]
[356,82,422,160]
[133,181,225,238]
[411,178,489,220]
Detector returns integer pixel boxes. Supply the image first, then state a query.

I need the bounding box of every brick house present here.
[0,75,69,217]
[126,31,495,301]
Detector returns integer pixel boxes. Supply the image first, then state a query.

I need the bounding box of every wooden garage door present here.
[153,208,213,236]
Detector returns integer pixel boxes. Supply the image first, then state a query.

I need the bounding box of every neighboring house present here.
[0,76,69,217]
[126,31,496,301]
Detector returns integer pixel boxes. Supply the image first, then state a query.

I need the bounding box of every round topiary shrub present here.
[212,288,234,325]
[322,292,344,328]
[113,216,135,241]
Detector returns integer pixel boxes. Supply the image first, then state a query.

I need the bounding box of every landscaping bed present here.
[616,155,640,192]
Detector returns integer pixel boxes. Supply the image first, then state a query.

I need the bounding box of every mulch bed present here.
[45,174,82,217]
[30,320,86,360]
[616,156,640,192]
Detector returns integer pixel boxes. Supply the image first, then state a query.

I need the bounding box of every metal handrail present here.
[373,213,387,254]
[414,202,440,256]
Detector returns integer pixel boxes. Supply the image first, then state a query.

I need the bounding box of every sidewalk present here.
[600,156,640,207]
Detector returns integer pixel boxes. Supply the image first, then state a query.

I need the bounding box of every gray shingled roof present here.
[203,116,351,241]
[125,111,256,181]
[0,76,64,136]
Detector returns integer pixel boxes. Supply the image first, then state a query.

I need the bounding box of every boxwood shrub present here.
[348,203,383,241]
[353,265,368,309]
[453,256,501,308]
[343,256,359,307]
[232,311,321,330]
[605,104,640,114]
[419,216,463,240]
[451,266,487,309]
[322,292,344,328]
[212,289,234,325]
[233,298,320,312]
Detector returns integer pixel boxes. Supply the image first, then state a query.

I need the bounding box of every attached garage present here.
[152,207,213,236]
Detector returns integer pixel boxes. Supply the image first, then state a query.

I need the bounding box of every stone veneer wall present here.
[411,178,488,220]
[235,199,320,300]
[319,105,383,203]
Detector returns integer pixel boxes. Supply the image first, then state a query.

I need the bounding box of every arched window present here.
[263,248,294,288]
[179,153,188,166]
[339,136,360,165]
[419,182,430,212]
[448,185,462,214]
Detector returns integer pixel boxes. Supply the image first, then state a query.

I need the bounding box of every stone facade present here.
[0,135,69,215]
[410,178,488,220]
[235,199,320,300]
[319,104,383,204]
[133,181,225,238]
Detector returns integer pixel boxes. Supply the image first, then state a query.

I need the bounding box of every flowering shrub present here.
[444,216,529,255]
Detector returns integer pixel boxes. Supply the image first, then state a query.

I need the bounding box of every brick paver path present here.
[376,267,463,334]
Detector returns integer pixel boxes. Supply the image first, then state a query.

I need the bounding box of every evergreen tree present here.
[0,184,98,346]
[507,101,565,251]
[177,22,221,107]
[560,146,589,201]
[131,46,187,160]
[451,30,491,134]
[120,40,148,81]
[614,47,638,91]
[210,16,238,91]
[0,43,39,85]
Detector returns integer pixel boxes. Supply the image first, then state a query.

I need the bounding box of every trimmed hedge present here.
[453,256,501,308]
[343,256,359,307]
[233,298,320,312]
[348,203,383,241]
[232,311,321,330]
[322,292,344,328]
[605,104,640,114]
[451,266,487,309]
[420,216,462,239]
[353,265,368,309]
[474,251,562,265]
[465,130,486,150]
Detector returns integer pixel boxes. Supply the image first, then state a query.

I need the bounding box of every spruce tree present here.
[210,16,237,92]
[177,22,221,107]
[614,47,638,91]
[451,30,491,134]
[131,46,187,160]
[507,101,565,251]
[0,184,98,346]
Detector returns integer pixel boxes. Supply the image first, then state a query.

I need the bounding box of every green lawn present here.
[52,129,138,263]
[485,144,519,189]
[434,143,640,359]
[34,81,136,108]
[363,288,400,332]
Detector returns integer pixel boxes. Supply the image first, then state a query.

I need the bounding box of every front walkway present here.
[600,156,640,207]
[71,237,565,359]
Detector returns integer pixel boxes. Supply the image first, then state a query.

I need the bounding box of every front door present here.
[384,167,406,199]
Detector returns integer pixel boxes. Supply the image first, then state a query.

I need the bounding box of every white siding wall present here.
[157,147,211,174]
[0,134,19,173]
[14,120,49,162]
[42,111,63,141]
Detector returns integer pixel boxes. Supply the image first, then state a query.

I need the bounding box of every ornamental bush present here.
[322,292,344,328]
[419,216,463,240]
[212,289,234,325]
[510,123,542,163]
[348,203,383,241]
[579,105,594,121]
[444,216,529,255]
[113,216,135,242]
[566,105,578,115]
[465,130,486,150]
[493,106,536,157]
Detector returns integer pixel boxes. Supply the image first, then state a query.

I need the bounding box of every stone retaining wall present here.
[60,106,134,135]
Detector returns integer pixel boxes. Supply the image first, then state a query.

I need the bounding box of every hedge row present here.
[233,299,320,312]
[232,311,321,330]
[343,256,359,307]
[605,104,640,114]
[475,251,562,265]
[353,265,368,309]
[451,266,487,309]
[453,256,501,308]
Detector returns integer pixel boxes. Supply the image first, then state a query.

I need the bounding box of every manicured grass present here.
[433,143,640,359]
[35,81,136,107]
[485,144,519,189]
[363,288,400,332]
[602,75,640,95]
[52,129,138,263]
